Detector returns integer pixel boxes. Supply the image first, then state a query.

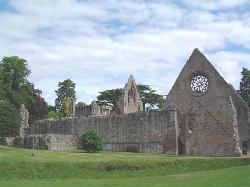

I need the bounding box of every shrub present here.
[0,101,20,137]
[80,129,103,152]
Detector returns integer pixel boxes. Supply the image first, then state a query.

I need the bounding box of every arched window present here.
[128,87,136,103]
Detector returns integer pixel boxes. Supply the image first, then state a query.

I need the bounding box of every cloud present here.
[0,0,249,105]
[181,0,249,10]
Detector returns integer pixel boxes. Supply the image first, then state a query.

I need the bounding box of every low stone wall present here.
[15,110,178,154]
[22,134,79,150]
[3,137,15,147]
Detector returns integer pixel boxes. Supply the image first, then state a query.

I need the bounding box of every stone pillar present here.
[70,98,76,116]
[19,104,29,137]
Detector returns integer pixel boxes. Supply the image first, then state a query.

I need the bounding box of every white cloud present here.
[0,0,249,105]
[181,0,248,10]
[207,51,250,89]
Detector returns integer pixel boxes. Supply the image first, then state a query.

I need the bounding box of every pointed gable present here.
[118,75,143,114]
[162,48,249,157]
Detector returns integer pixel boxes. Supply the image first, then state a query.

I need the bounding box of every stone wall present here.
[23,110,177,153]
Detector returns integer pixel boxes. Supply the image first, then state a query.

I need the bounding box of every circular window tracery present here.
[190,75,208,93]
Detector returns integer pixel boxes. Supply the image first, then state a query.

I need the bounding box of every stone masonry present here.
[71,100,111,117]
[19,104,29,137]
[162,48,249,157]
[22,110,178,154]
[118,75,143,114]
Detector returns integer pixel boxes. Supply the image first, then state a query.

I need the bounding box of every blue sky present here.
[0,0,250,105]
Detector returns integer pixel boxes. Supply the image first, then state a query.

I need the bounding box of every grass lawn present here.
[1,165,250,187]
[0,145,250,186]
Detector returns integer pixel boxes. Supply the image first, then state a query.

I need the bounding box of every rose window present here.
[190,75,208,93]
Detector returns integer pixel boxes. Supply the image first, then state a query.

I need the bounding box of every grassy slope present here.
[0,145,250,186]
[1,166,250,187]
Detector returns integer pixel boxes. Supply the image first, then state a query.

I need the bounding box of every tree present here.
[0,101,20,138]
[137,84,164,110]
[46,111,59,119]
[238,67,250,108]
[77,102,87,107]
[0,56,31,108]
[96,88,123,112]
[55,79,76,112]
[47,105,56,113]
[80,129,103,152]
[61,98,70,117]
[0,73,4,100]
[26,82,48,123]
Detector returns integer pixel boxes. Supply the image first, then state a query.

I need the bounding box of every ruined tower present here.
[162,48,249,157]
[118,75,143,114]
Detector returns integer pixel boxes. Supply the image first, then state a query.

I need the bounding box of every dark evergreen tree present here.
[137,84,164,110]
[0,101,20,138]
[26,82,48,123]
[238,67,250,108]
[96,88,123,112]
[55,79,76,112]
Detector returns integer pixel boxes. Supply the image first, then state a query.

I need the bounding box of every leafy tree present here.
[26,82,48,123]
[238,68,250,108]
[55,79,76,112]
[47,105,56,113]
[0,74,4,100]
[96,88,123,112]
[0,101,21,137]
[77,102,87,107]
[61,98,70,117]
[80,129,103,152]
[46,111,59,119]
[137,84,164,110]
[0,56,31,108]
[0,56,48,124]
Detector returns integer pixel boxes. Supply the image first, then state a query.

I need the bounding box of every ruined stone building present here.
[70,100,111,117]
[118,75,143,114]
[161,48,249,156]
[4,49,249,157]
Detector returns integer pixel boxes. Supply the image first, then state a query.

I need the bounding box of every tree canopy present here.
[0,101,20,138]
[0,56,48,135]
[26,82,48,123]
[238,67,250,108]
[55,79,76,112]
[77,102,87,107]
[0,56,31,108]
[137,84,164,110]
[96,88,123,112]
[96,84,163,111]
[61,98,70,117]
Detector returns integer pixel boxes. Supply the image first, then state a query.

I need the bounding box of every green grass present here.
[1,165,250,187]
[0,145,250,186]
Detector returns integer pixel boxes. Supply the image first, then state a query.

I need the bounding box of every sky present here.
[0,0,249,105]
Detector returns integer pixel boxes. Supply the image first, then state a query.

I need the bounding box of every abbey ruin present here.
[4,49,250,157]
